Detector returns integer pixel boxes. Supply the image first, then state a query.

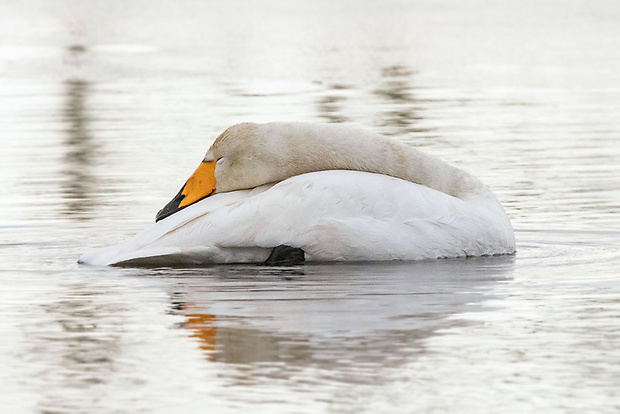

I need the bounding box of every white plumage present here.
[80,122,515,266]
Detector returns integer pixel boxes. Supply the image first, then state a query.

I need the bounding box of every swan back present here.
[206,122,494,206]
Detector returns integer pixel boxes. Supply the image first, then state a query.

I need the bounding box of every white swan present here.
[80,122,515,266]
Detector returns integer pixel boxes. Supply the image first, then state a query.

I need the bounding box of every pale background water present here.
[1,0,619,413]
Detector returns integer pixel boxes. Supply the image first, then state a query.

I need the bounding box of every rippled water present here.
[1,1,619,412]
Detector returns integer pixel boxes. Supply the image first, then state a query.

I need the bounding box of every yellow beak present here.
[155,161,217,222]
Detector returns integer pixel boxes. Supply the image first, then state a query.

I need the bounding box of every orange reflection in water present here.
[182,304,217,359]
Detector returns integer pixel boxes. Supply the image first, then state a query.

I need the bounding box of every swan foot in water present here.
[264,245,305,266]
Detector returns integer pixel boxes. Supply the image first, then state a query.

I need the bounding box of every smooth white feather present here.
[80,170,515,266]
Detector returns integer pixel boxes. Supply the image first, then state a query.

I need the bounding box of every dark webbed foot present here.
[264,245,305,266]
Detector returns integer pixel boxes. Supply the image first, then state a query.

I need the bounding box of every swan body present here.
[80,122,515,266]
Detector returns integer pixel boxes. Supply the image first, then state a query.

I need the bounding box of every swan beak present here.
[155,161,217,222]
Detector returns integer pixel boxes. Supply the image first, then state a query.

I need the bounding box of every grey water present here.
[1,0,620,412]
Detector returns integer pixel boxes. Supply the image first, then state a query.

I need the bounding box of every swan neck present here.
[281,123,494,204]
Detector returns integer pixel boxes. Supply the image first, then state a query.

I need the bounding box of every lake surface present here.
[1,0,619,412]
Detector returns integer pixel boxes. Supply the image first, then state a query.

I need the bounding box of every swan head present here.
[156,123,301,221]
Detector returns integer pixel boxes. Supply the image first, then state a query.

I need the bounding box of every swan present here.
[79,122,515,266]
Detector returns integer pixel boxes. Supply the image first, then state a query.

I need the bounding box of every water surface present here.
[1,1,619,412]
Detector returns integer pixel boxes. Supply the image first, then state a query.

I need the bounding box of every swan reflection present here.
[168,258,514,384]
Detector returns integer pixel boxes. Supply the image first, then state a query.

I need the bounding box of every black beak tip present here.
[155,208,169,222]
[155,203,177,222]
[155,187,186,222]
